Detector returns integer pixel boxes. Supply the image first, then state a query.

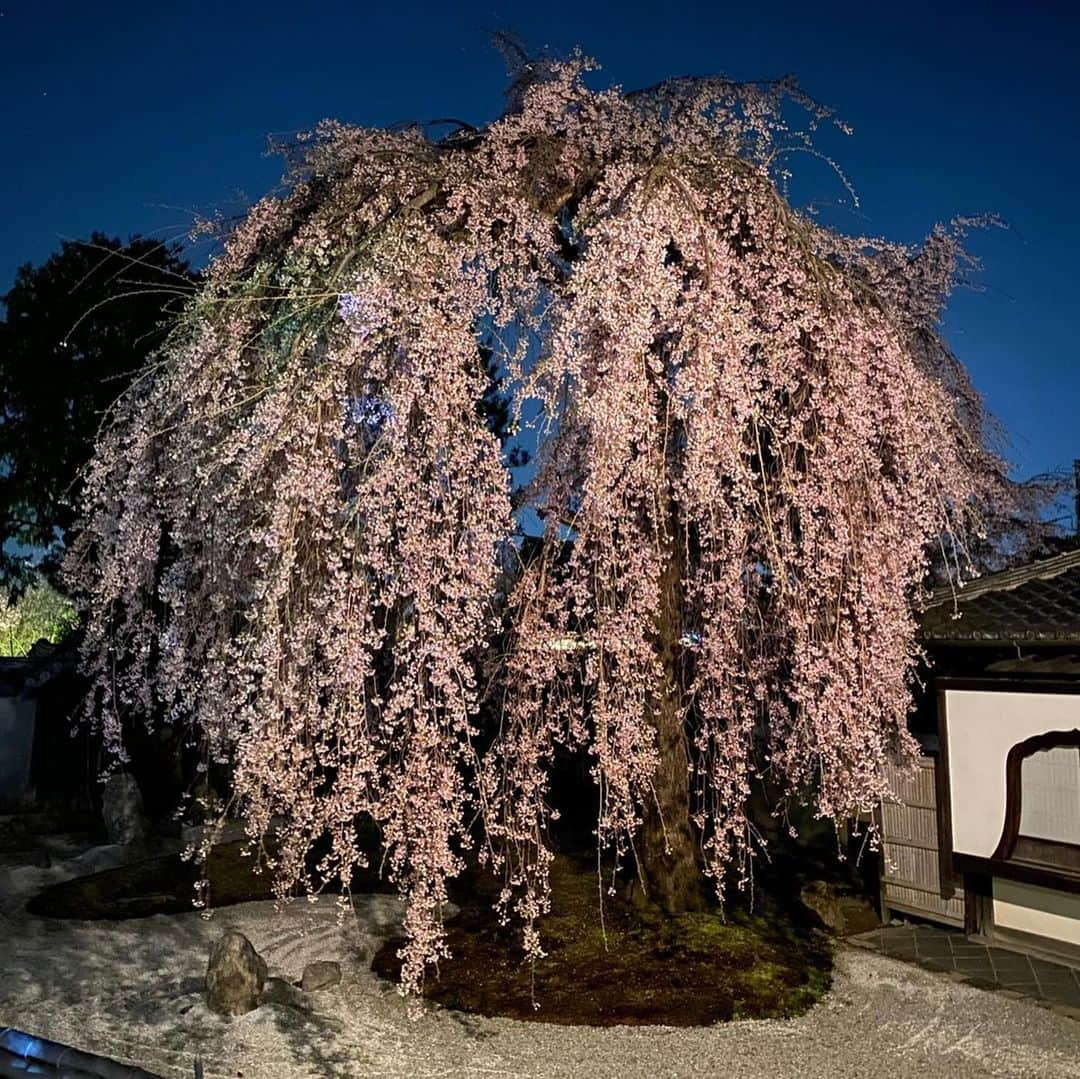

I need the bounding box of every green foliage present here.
[0,234,195,590]
[0,576,78,657]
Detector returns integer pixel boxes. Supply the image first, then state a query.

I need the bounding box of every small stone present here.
[301,960,342,992]
[100,772,147,845]
[206,930,267,1016]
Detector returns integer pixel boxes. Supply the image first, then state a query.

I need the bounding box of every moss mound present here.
[372,856,831,1026]
[26,836,392,919]
[26,841,279,918]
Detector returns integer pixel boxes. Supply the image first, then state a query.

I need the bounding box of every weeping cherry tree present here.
[68,54,1008,995]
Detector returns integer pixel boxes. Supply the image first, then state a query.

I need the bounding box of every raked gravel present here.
[3,840,1079,1079]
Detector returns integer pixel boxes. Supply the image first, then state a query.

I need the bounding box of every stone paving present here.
[850,922,1080,1016]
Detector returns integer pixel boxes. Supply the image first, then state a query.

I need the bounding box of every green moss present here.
[372,855,832,1026]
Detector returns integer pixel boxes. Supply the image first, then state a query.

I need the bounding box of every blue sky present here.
[2,1,1077,507]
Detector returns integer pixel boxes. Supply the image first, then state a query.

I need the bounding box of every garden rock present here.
[100,772,147,845]
[835,892,881,936]
[301,960,342,992]
[800,880,845,934]
[206,930,267,1015]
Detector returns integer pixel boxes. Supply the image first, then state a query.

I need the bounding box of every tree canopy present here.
[0,234,194,589]
[69,56,1010,996]
[0,575,77,657]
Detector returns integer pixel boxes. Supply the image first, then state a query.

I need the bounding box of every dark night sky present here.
[2,1,1077,502]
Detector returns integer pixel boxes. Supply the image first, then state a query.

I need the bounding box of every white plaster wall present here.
[0,695,36,798]
[994,877,1080,947]
[945,689,1080,858]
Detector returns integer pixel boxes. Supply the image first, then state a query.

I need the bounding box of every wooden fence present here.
[880,754,964,927]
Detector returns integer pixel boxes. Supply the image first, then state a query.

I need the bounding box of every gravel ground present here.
[3,841,1080,1079]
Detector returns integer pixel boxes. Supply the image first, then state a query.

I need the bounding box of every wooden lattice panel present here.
[880,755,964,927]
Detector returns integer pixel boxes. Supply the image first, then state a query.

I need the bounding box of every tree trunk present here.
[637,511,705,914]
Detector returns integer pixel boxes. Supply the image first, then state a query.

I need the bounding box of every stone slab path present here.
[850,922,1080,1018]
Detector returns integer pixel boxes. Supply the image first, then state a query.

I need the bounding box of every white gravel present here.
[3,841,1080,1079]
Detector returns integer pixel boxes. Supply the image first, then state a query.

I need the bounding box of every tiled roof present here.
[919,548,1080,644]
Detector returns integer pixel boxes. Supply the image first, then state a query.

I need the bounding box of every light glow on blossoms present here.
[68,55,1009,997]
[344,392,394,447]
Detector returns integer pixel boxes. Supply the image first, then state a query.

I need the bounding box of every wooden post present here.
[963,870,995,939]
